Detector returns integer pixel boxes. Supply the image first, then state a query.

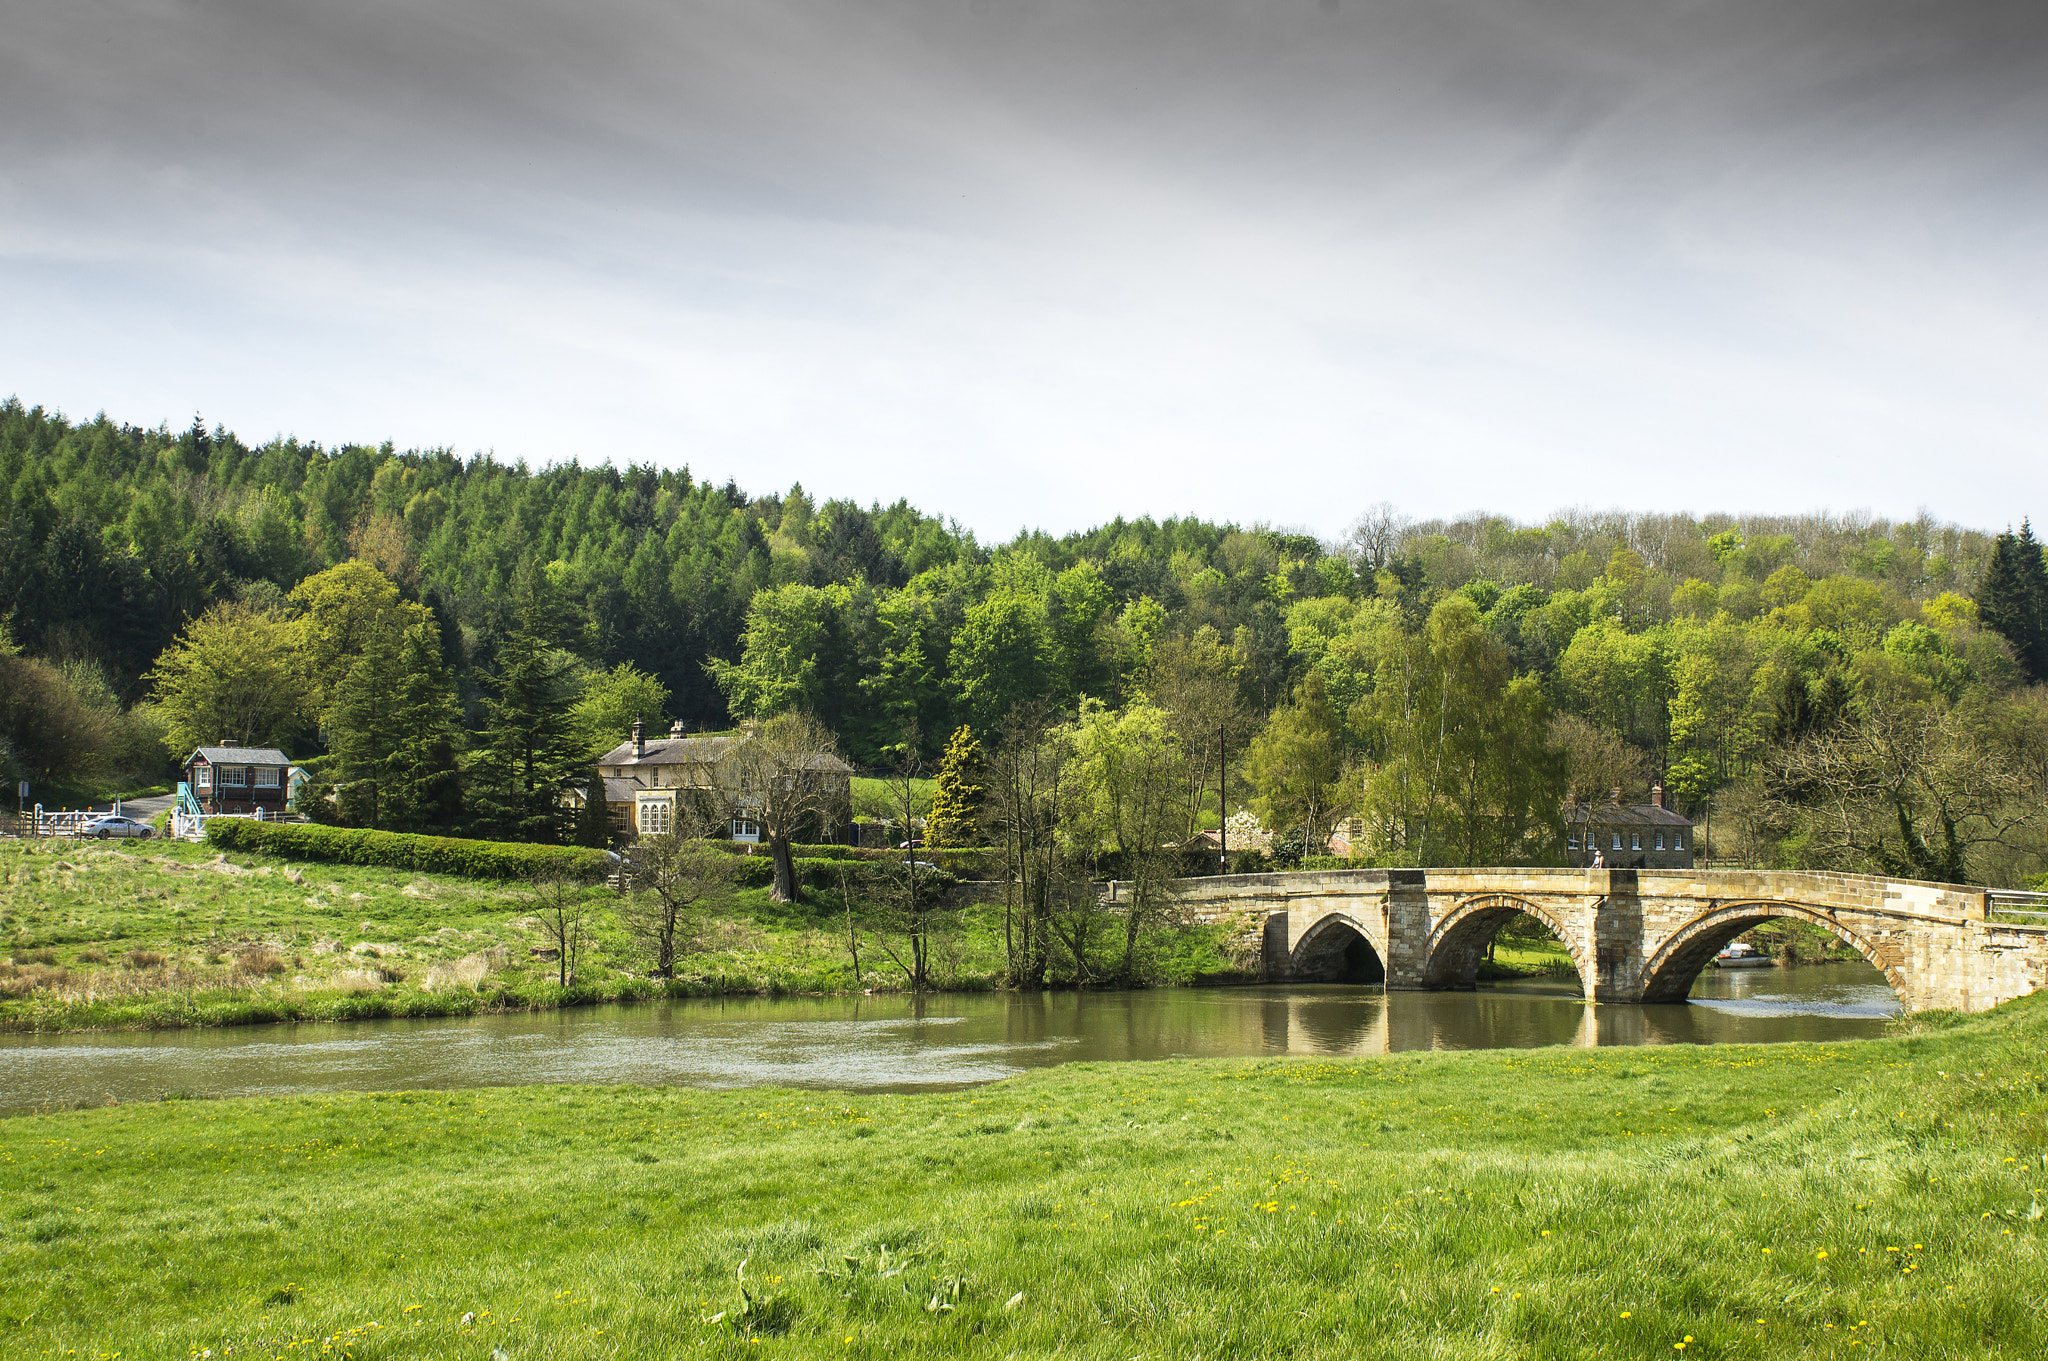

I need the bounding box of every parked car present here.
[81,814,155,840]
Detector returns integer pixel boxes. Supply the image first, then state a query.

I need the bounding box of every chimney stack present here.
[1609,784,1621,803]
[670,719,686,740]
[1651,785,1664,809]
[220,739,240,747]
[631,717,645,759]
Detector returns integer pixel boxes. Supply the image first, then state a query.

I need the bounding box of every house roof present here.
[596,732,853,774]
[597,734,742,768]
[187,746,293,767]
[1565,800,1693,828]
[600,775,645,803]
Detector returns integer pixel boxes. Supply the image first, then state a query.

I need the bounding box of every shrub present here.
[236,948,289,977]
[791,844,1001,878]
[78,947,107,963]
[124,949,166,970]
[204,820,613,881]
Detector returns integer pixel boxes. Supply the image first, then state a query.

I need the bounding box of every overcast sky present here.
[5,0,2045,538]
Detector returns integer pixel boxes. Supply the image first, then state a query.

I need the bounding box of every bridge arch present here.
[1638,900,1905,1003]
[1424,894,1589,992]
[1290,911,1387,983]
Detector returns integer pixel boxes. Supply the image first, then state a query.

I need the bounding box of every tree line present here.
[3,397,2046,886]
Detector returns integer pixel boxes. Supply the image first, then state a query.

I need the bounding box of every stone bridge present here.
[1142,867,2048,1014]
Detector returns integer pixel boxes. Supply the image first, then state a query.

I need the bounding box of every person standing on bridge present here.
[1592,850,1605,868]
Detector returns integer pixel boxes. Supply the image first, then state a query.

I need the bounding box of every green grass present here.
[4,996,2046,1358]
[1479,938,1581,982]
[0,841,892,1031]
[0,841,1238,1030]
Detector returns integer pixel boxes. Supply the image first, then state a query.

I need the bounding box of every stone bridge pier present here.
[1158,867,2048,1014]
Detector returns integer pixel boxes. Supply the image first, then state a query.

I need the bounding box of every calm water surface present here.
[0,963,1898,1113]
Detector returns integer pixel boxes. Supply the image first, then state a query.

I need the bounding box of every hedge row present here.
[204,820,615,881]
[700,843,998,879]
[728,856,962,890]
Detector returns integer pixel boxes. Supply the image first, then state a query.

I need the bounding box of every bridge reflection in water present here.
[1245,969,1896,1055]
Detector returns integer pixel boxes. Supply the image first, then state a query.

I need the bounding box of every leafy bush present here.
[204,820,613,881]
[729,856,952,891]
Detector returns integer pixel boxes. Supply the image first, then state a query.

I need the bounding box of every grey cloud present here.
[3,1,2046,532]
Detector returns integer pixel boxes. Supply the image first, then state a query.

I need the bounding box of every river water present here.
[0,962,1898,1113]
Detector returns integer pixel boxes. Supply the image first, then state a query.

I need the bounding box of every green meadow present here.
[0,841,1247,1032]
[4,993,2045,1359]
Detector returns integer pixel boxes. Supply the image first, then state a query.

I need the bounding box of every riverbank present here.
[5,994,2043,1358]
[0,841,1239,1032]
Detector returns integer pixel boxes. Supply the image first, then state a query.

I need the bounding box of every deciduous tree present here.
[146,600,306,757]
[729,711,849,903]
[622,808,737,977]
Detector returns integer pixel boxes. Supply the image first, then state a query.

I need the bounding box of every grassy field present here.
[0,839,888,1030]
[2,994,2044,1358]
[0,840,1244,1031]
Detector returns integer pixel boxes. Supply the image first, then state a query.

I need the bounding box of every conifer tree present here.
[469,568,585,843]
[575,768,611,848]
[383,620,462,831]
[329,626,404,827]
[925,725,986,848]
[1978,520,2048,682]
[329,617,461,831]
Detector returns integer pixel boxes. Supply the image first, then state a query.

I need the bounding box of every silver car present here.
[81,814,155,840]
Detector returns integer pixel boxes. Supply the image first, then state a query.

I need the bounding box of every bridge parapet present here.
[1133,866,2046,1014]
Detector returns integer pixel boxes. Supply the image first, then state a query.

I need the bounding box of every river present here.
[0,962,1897,1113]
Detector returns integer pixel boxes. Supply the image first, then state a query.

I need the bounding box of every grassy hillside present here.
[2,995,2043,1358]
[0,841,1242,1031]
[0,840,876,1030]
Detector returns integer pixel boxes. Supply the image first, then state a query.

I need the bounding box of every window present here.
[732,817,760,840]
[222,766,248,788]
[255,767,279,789]
[1611,833,1622,851]
[196,765,212,789]
[1673,832,1685,850]
[1566,833,1579,851]
[1630,833,1641,850]
[1653,832,1665,850]
[638,801,671,835]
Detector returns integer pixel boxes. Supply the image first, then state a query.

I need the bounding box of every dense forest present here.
[3,397,2045,886]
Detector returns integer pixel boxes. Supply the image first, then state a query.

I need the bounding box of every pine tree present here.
[329,626,405,828]
[383,620,462,831]
[925,725,986,848]
[1978,520,2048,682]
[469,570,585,843]
[328,617,461,830]
[575,768,611,848]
